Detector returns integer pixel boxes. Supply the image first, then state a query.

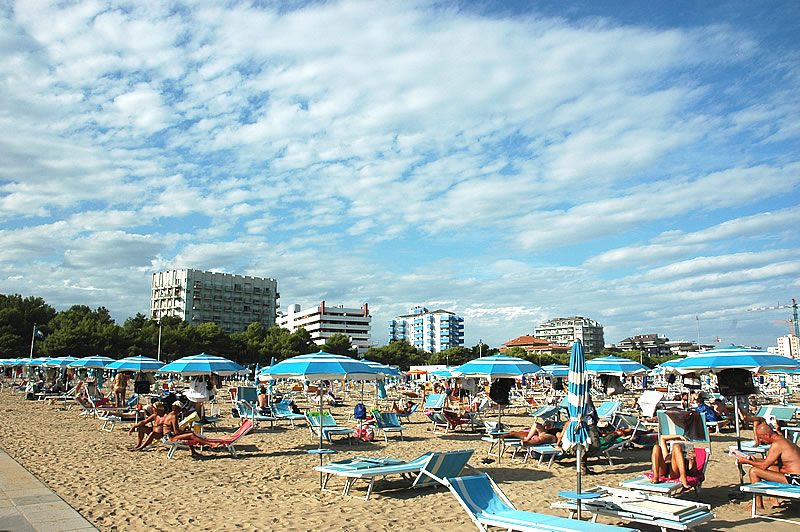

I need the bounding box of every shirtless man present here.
[650,434,698,489]
[735,421,800,509]
[257,386,269,415]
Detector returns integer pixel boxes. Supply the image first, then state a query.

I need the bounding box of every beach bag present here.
[353,403,367,420]
[352,425,375,442]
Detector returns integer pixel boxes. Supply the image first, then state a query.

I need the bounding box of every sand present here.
[0,389,797,531]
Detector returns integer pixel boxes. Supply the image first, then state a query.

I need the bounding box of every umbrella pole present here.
[576,445,582,520]
[735,395,744,484]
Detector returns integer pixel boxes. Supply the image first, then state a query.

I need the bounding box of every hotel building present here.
[534,316,605,355]
[277,301,372,354]
[388,306,465,353]
[150,269,279,334]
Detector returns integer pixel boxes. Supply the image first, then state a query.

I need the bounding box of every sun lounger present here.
[507,442,562,468]
[163,419,254,459]
[271,400,305,428]
[235,400,276,429]
[314,448,474,501]
[395,402,418,423]
[370,410,406,442]
[740,480,800,525]
[446,474,637,532]
[306,411,352,443]
[552,485,715,531]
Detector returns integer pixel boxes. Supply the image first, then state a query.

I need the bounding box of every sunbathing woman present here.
[127,403,157,449]
[508,420,558,446]
[162,402,223,455]
[650,434,698,489]
[391,401,414,414]
[132,402,166,451]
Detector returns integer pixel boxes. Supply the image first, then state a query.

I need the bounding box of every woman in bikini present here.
[133,402,167,451]
[128,403,157,449]
[650,434,698,489]
[161,402,223,455]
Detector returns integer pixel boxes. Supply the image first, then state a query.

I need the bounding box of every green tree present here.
[0,294,57,356]
[41,305,123,357]
[192,322,231,358]
[429,346,472,366]
[365,340,426,370]
[321,333,356,356]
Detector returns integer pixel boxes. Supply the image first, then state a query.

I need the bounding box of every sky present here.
[1,0,799,351]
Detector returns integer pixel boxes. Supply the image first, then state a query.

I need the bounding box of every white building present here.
[277,301,372,354]
[534,316,605,355]
[777,335,800,359]
[151,269,278,334]
[388,306,465,353]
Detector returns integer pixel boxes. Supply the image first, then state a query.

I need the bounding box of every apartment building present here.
[277,301,372,353]
[534,316,605,355]
[615,334,671,358]
[388,305,464,353]
[150,269,279,334]
[777,335,800,359]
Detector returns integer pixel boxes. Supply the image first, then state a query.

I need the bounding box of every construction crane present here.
[748,298,800,338]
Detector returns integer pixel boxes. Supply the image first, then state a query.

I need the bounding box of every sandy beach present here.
[0,390,797,532]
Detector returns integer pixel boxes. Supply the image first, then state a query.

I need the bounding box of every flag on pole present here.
[34,328,45,340]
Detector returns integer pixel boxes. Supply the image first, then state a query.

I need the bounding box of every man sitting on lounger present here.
[650,434,698,489]
[735,420,800,509]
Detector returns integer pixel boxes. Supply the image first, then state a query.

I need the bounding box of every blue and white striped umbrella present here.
[264,352,382,381]
[362,360,404,378]
[586,355,648,376]
[21,357,49,366]
[542,364,569,377]
[454,354,542,378]
[429,367,462,378]
[107,355,165,373]
[43,356,80,367]
[68,356,117,368]
[562,340,590,513]
[670,346,800,374]
[159,353,248,376]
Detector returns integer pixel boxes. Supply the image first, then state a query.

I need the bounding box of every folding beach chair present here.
[164,419,254,459]
[551,485,715,531]
[445,474,637,532]
[619,410,711,498]
[423,393,446,410]
[305,411,352,444]
[235,400,276,429]
[431,410,470,434]
[314,448,474,501]
[370,410,406,442]
[740,481,800,525]
[595,401,623,423]
[394,402,418,423]
[271,400,305,428]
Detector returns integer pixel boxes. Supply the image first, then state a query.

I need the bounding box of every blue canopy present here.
[541,364,569,377]
[107,355,165,373]
[670,346,800,374]
[68,355,117,368]
[43,356,80,367]
[263,352,381,381]
[586,356,648,376]
[159,353,248,376]
[454,354,542,378]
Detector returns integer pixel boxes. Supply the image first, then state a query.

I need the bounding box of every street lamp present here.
[157,319,162,361]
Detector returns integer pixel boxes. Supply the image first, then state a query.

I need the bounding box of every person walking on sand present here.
[735,421,800,509]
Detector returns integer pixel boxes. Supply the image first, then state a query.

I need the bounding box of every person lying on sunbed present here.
[735,420,800,509]
[162,401,223,456]
[390,401,414,414]
[508,420,558,446]
[650,434,698,489]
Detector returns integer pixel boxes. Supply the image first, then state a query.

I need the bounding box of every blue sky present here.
[1,0,799,350]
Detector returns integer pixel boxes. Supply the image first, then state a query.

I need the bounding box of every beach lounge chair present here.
[395,402,418,423]
[314,448,474,500]
[507,442,562,468]
[235,400,276,429]
[529,405,563,424]
[740,481,800,525]
[305,411,352,444]
[446,473,637,532]
[551,485,715,531]
[271,400,305,428]
[431,410,470,434]
[370,410,406,442]
[423,393,446,410]
[595,401,622,423]
[619,410,711,498]
[163,419,255,459]
[755,404,799,424]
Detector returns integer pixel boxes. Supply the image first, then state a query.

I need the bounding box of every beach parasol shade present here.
[22,357,49,366]
[158,353,248,376]
[670,346,800,375]
[586,356,648,376]
[263,352,382,381]
[454,354,542,378]
[541,364,569,377]
[68,356,117,368]
[361,360,403,377]
[43,356,80,367]
[429,367,462,378]
[107,355,165,373]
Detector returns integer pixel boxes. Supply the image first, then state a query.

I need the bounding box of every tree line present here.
[0,293,666,369]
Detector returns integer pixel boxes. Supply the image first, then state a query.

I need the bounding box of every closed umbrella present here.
[560,340,590,520]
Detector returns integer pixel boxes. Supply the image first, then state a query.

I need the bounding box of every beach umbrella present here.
[541,364,569,377]
[68,356,116,368]
[107,355,165,373]
[265,352,382,477]
[22,357,49,366]
[586,356,648,376]
[158,353,248,376]
[43,356,80,368]
[561,340,590,520]
[671,346,800,482]
[455,355,543,437]
[429,367,461,378]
